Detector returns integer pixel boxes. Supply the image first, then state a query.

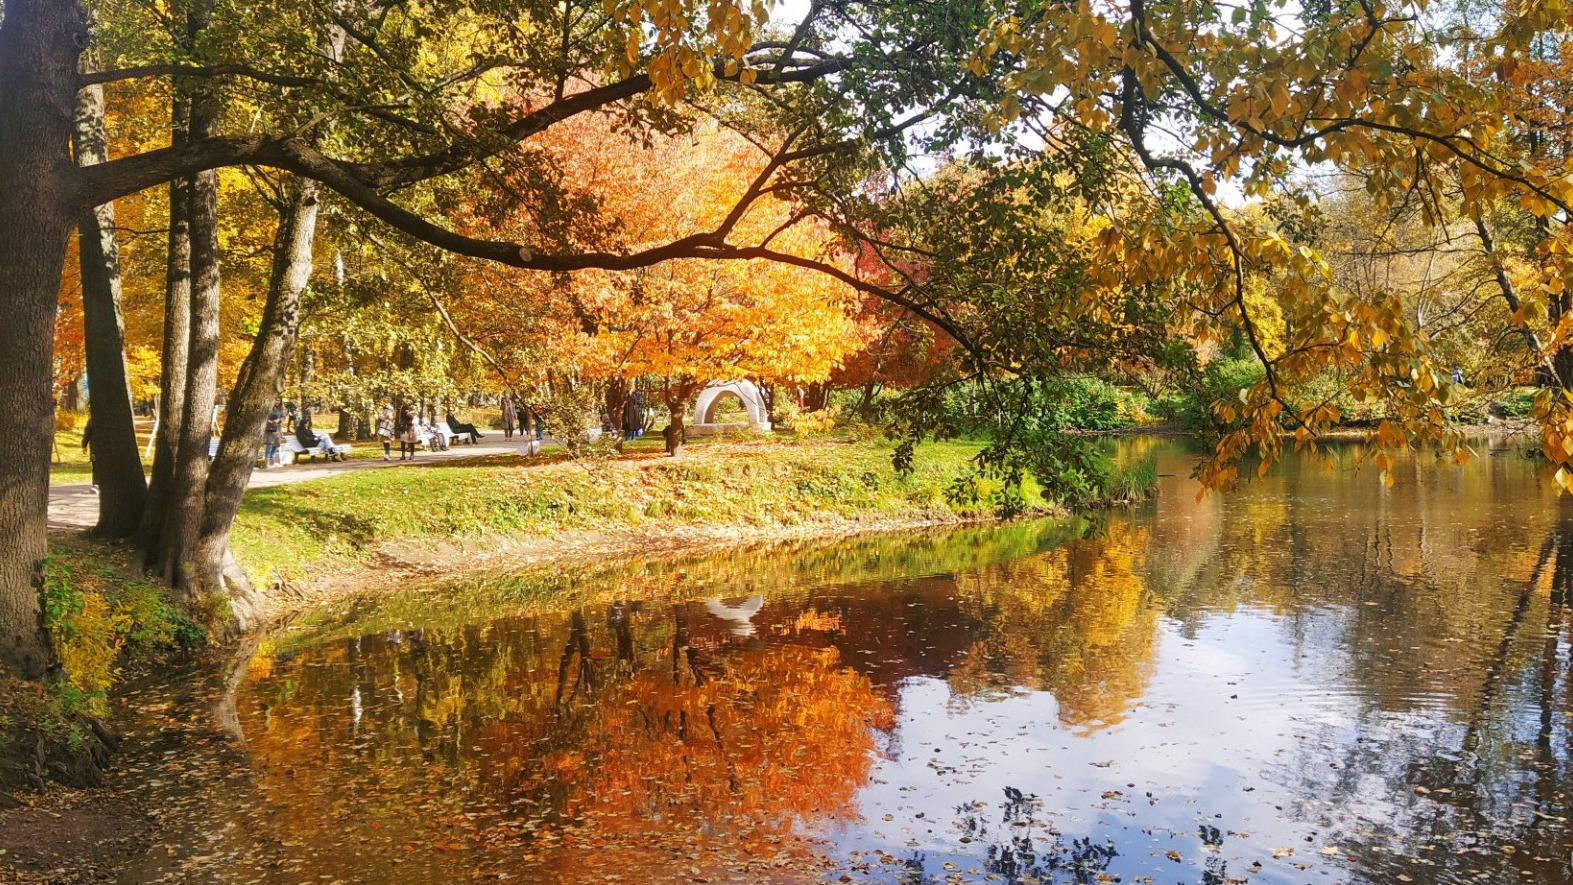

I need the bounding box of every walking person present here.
[264,399,285,467]
[376,404,395,461]
[622,391,643,441]
[500,394,517,440]
[398,404,418,460]
[81,417,99,493]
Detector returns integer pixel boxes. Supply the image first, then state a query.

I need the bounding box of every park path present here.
[49,438,528,531]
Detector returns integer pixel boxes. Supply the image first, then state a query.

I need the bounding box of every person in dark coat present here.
[295,410,318,450]
[397,404,418,460]
[622,392,643,441]
[81,417,98,493]
[446,411,484,444]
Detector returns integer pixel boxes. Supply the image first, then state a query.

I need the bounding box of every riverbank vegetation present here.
[227,436,1052,588]
[8,433,1080,793]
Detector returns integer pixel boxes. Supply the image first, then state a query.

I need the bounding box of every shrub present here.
[1173,358,1266,431]
[1500,389,1537,418]
[40,550,200,714]
[775,400,840,435]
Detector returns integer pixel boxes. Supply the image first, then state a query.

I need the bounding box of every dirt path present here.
[48,438,528,531]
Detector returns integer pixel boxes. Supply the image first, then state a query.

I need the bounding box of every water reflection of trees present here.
[1150,444,1573,884]
[947,522,1159,732]
[239,598,896,881]
[227,441,1573,882]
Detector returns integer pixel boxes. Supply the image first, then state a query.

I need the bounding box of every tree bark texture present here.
[73,61,148,539]
[139,114,193,559]
[155,0,225,590]
[194,179,320,627]
[0,0,87,679]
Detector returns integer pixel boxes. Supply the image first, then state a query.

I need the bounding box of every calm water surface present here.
[116,437,1573,883]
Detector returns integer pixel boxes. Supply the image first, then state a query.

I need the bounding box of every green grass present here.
[230,435,1042,584]
[51,419,154,483]
[50,426,102,482]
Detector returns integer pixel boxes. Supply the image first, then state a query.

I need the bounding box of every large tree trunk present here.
[157,160,222,590]
[193,179,320,628]
[139,121,193,558]
[662,389,689,457]
[0,0,86,680]
[803,381,829,413]
[73,58,147,539]
[154,4,224,590]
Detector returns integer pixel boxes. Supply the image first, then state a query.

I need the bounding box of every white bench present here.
[444,423,482,445]
[283,433,351,463]
[414,425,458,450]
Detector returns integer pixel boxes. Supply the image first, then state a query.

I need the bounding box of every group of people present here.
[263,399,344,467]
[250,394,538,468]
[498,394,546,442]
[375,404,486,461]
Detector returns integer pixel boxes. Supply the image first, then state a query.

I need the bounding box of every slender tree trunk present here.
[193,180,320,626]
[139,115,192,559]
[73,58,147,539]
[156,29,223,590]
[63,375,83,412]
[0,0,86,679]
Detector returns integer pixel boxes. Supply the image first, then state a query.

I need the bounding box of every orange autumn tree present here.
[455,115,864,453]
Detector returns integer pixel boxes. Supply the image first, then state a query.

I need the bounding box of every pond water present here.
[114,435,1573,884]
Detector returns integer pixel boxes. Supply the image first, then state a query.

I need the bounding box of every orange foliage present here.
[457,117,862,393]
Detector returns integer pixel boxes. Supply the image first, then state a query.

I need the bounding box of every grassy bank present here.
[229,435,1044,590]
[1,539,199,792]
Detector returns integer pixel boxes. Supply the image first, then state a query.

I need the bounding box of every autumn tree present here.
[442,115,865,454]
[0,0,997,682]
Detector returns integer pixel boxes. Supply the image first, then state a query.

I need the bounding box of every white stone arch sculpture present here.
[692,380,771,429]
[705,595,766,636]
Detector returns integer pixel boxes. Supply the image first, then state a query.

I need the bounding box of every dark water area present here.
[113,435,1573,883]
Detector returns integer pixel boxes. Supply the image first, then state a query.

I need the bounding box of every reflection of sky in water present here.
[826,611,1373,884]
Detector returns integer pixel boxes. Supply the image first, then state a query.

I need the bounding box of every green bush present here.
[1173,358,1266,431]
[1036,376,1129,430]
[1500,389,1537,418]
[40,547,200,714]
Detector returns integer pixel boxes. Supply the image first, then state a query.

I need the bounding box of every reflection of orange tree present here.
[534,637,894,831]
[239,604,892,876]
[949,522,1159,732]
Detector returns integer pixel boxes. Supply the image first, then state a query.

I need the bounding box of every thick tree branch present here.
[80,63,324,88]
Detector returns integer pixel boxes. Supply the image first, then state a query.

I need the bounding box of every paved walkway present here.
[49,437,529,531]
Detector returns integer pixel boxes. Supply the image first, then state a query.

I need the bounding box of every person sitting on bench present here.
[295,411,319,451]
[296,411,343,461]
[446,412,484,444]
[422,417,449,451]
